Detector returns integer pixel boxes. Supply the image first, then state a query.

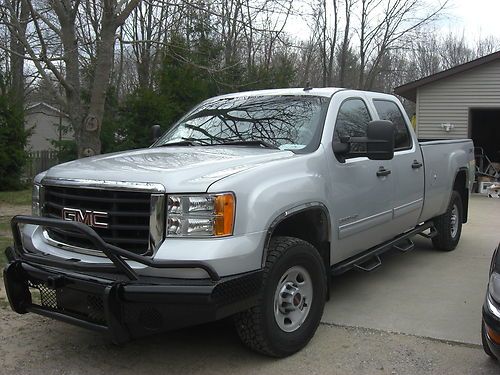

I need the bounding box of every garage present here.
[395,51,500,184]
[470,108,500,169]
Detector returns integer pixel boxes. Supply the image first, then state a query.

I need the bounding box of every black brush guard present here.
[3,215,262,343]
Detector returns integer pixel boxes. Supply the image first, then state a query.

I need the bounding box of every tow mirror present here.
[332,140,349,154]
[366,120,395,160]
[332,120,395,161]
[151,124,162,143]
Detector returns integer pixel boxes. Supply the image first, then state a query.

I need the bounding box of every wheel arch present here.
[263,203,331,273]
[453,167,469,223]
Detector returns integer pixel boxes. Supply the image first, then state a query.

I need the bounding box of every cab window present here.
[333,98,372,157]
[373,100,412,151]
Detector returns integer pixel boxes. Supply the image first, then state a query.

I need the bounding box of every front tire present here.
[234,236,327,357]
[432,191,463,251]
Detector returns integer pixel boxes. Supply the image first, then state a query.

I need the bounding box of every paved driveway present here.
[324,194,500,345]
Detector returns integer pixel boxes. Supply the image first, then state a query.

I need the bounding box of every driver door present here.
[326,93,395,263]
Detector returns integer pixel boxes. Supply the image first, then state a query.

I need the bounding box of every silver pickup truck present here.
[4,88,474,357]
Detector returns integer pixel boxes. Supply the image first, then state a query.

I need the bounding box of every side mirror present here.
[366,120,395,160]
[150,124,162,143]
[332,140,349,154]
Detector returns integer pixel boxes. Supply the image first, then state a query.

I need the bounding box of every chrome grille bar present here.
[149,194,165,254]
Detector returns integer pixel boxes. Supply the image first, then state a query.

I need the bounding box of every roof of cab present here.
[211,87,345,100]
[208,87,401,102]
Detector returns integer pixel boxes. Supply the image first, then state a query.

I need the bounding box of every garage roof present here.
[394,50,500,102]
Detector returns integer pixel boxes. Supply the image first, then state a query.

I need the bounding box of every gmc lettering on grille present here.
[61,208,109,229]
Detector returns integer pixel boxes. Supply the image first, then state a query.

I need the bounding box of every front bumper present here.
[483,295,500,359]
[3,215,263,342]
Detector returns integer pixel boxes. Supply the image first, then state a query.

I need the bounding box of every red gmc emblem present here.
[61,207,109,229]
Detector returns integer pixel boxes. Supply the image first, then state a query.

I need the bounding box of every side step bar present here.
[331,221,434,276]
[418,227,437,239]
[354,255,382,272]
[393,239,414,253]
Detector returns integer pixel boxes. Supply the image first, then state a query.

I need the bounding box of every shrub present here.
[0,97,28,190]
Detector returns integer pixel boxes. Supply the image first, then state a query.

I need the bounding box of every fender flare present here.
[262,202,331,267]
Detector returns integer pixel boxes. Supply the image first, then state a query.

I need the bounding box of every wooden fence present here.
[24,150,59,181]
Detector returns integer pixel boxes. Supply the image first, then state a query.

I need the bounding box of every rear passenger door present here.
[371,98,424,232]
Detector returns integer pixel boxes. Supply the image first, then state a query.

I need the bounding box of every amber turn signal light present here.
[214,193,235,236]
[486,323,500,345]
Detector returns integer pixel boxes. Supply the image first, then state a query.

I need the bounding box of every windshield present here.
[154,95,328,151]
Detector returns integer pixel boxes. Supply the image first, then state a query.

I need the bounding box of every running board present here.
[331,221,434,276]
[418,227,437,239]
[354,255,382,272]
[393,239,414,253]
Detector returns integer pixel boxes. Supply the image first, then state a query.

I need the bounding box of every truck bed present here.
[418,139,475,223]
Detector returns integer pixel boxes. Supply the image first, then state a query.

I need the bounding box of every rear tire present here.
[432,191,463,251]
[234,236,327,357]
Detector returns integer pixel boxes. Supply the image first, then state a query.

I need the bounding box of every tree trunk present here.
[57,4,86,157]
[339,0,351,87]
[80,11,117,157]
[9,0,29,107]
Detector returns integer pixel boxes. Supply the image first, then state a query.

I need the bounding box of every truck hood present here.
[44,146,294,192]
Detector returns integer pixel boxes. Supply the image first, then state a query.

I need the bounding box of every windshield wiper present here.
[156,137,199,147]
[157,141,194,147]
[216,140,280,149]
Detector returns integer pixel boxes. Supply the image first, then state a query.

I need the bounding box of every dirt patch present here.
[0,204,31,218]
[0,204,30,237]
[0,203,30,303]
[0,307,498,375]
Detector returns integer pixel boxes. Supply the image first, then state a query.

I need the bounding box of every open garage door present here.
[470,109,500,179]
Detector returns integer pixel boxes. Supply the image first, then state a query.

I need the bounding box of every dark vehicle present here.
[482,242,500,360]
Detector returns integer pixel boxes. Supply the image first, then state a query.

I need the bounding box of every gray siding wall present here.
[416,60,500,139]
[26,108,72,151]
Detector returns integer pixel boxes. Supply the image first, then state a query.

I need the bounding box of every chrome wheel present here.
[450,204,459,238]
[273,265,313,332]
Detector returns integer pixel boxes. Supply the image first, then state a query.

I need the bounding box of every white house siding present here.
[416,60,500,139]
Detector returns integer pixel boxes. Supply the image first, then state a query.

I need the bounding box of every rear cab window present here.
[372,100,412,151]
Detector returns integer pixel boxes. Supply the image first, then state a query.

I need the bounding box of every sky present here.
[443,0,500,39]
[284,0,500,43]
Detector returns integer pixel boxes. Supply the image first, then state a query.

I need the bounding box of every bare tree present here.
[439,32,474,69]
[1,0,141,157]
[356,0,448,90]
[318,0,338,86]
[338,0,354,87]
[6,0,28,106]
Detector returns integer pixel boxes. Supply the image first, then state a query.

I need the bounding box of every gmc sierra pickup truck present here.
[4,88,474,357]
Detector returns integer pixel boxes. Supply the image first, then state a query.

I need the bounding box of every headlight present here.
[489,272,500,304]
[32,183,43,216]
[492,244,500,274]
[166,193,235,237]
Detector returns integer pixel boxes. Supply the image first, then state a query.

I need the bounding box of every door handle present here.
[411,160,423,169]
[376,166,391,177]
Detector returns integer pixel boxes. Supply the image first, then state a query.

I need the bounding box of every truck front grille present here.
[43,186,152,255]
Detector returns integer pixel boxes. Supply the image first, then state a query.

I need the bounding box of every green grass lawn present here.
[0,216,9,233]
[0,189,31,268]
[0,189,31,206]
[0,190,30,308]
[0,217,12,268]
[0,238,9,268]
